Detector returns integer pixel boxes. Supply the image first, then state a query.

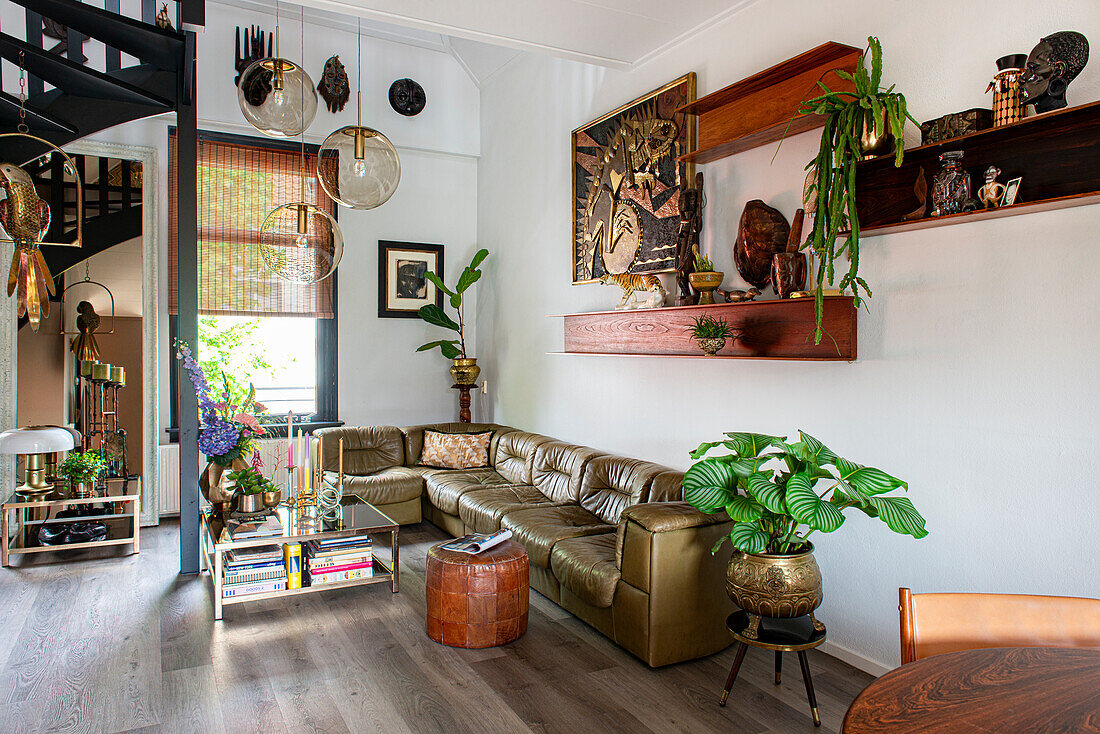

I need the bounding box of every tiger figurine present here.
[599,272,667,310]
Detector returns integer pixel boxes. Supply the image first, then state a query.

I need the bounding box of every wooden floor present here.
[0,520,872,733]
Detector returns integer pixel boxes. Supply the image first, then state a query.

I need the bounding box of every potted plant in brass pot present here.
[228,463,279,514]
[57,450,107,500]
[684,431,927,639]
[687,314,736,356]
[687,246,723,305]
[416,248,489,385]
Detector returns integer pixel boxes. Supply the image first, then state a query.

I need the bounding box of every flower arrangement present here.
[175,340,268,466]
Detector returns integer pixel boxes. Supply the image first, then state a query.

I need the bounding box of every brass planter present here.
[70,479,97,500]
[727,543,824,638]
[237,492,266,514]
[199,457,249,514]
[689,271,723,305]
[856,106,894,157]
[695,336,726,356]
[449,357,481,386]
[262,489,282,508]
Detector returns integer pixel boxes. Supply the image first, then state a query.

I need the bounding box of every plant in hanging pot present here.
[57,450,107,500]
[416,248,490,385]
[684,431,927,638]
[687,314,736,356]
[687,246,723,305]
[798,36,919,343]
[175,340,269,515]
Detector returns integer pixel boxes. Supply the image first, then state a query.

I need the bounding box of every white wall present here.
[477,0,1100,672]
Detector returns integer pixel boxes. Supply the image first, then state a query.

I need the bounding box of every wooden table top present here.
[843,647,1100,733]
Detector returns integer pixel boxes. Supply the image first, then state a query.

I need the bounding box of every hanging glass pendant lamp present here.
[238,2,317,138]
[317,19,400,209]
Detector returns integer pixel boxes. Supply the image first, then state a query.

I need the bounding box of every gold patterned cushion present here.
[419,430,492,469]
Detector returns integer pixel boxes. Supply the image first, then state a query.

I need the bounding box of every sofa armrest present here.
[621,502,729,533]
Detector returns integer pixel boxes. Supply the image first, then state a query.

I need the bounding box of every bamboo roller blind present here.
[168,133,336,317]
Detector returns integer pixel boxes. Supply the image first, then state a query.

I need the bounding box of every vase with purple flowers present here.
[175,340,269,516]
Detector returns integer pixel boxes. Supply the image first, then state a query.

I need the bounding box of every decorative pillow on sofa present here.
[419,430,492,469]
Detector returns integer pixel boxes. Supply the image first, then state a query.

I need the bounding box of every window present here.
[168,130,338,435]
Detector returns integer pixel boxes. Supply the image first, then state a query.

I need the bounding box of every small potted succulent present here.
[417,248,490,385]
[57,450,107,499]
[228,464,279,514]
[685,431,927,639]
[687,314,736,356]
[688,246,723,305]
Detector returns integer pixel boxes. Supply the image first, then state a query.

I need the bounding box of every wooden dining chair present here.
[899,588,1100,664]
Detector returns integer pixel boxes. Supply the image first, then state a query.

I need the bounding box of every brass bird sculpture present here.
[0,162,54,331]
[71,300,101,363]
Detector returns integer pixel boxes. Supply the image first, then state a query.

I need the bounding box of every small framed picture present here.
[1003,177,1022,206]
[378,241,444,318]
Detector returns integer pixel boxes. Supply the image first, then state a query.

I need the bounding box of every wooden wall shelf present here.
[676,42,860,165]
[856,99,1100,235]
[550,297,856,361]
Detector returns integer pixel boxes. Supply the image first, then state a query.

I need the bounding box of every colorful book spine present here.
[309,559,373,575]
[222,578,287,598]
[308,550,372,567]
[284,543,302,589]
[312,537,373,551]
[223,565,288,584]
[309,566,373,585]
[226,558,285,571]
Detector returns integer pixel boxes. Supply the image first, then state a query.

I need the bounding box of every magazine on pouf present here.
[439,529,512,555]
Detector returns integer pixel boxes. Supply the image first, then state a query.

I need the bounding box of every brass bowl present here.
[689,271,724,305]
[695,336,726,356]
[449,357,481,386]
[726,543,823,619]
[262,489,282,508]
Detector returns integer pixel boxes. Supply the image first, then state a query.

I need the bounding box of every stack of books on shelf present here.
[305,536,373,586]
[222,545,287,598]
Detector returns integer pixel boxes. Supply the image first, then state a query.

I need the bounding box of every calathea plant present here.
[684,431,927,554]
[417,248,489,359]
[800,36,918,343]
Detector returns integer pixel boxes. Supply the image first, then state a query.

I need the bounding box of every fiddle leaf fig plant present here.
[684,430,927,555]
[417,248,489,359]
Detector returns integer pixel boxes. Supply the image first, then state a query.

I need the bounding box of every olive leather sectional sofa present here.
[315,422,734,667]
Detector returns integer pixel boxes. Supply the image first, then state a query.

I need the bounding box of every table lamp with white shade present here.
[0,426,77,498]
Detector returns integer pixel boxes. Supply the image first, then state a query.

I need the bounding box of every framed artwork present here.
[1003,177,1022,206]
[572,73,696,284]
[378,240,444,318]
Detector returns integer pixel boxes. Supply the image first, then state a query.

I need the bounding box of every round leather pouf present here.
[426,539,529,648]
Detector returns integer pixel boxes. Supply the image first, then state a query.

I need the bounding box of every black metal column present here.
[176,29,200,574]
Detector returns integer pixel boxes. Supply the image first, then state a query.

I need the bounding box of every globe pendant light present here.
[317,19,400,209]
[238,3,317,138]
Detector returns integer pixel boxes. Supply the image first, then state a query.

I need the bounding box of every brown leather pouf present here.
[426,539,529,648]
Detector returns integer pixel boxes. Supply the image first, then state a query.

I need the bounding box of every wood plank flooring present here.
[0,520,873,733]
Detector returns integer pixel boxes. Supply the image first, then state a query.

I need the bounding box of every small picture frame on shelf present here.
[1003,177,1022,206]
[378,241,445,318]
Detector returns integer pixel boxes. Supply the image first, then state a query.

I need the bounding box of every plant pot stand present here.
[719,610,827,727]
[451,383,475,423]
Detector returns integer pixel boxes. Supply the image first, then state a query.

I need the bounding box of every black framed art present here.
[378,240,445,318]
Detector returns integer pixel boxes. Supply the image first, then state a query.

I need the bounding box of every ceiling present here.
[286,0,760,70]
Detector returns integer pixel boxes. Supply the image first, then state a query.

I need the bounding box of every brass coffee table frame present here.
[2,477,140,566]
[199,495,399,621]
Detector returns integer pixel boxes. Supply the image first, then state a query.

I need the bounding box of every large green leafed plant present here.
[801,36,918,343]
[57,451,107,483]
[416,248,489,359]
[684,431,927,555]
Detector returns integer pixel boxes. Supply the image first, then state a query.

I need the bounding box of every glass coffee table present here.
[199,494,399,620]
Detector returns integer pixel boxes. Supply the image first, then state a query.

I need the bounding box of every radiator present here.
[156,438,295,517]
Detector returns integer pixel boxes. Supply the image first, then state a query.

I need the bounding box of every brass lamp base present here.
[14,452,56,498]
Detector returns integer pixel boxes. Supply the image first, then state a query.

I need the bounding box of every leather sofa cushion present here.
[419,430,492,469]
[502,505,614,568]
[579,455,669,524]
[493,431,552,485]
[402,423,510,467]
[532,441,601,504]
[649,471,685,503]
[551,534,621,609]
[327,466,424,506]
[458,485,564,534]
[316,426,404,475]
[425,468,515,515]
[621,502,731,532]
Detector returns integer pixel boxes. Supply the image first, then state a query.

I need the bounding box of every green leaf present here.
[469,248,489,270]
[423,271,453,297]
[450,292,462,310]
[724,496,765,522]
[720,456,773,478]
[728,522,769,554]
[711,535,729,554]
[834,457,907,499]
[417,340,461,359]
[683,459,739,513]
[689,441,723,460]
[721,432,788,458]
[794,430,839,465]
[417,304,460,331]
[784,472,845,532]
[867,495,928,538]
[456,266,483,294]
[744,472,785,514]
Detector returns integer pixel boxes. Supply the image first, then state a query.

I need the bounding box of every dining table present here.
[842,646,1100,733]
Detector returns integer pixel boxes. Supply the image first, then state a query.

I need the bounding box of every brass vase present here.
[856,106,894,157]
[726,543,824,638]
[450,357,481,386]
[199,457,249,514]
[688,271,723,305]
[70,479,97,500]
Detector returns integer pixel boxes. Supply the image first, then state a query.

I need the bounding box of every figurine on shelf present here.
[717,287,760,303]
[987,54,1027,127]
[1020,31,1089,113]
[599,271,667,310]
[675,172,705,305]
[978,166,1006,209]
[930,151,978,216]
